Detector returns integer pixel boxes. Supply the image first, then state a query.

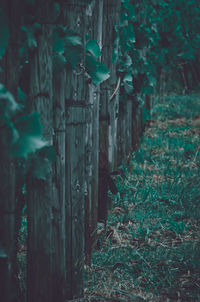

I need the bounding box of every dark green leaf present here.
[65,44,82,68]
[0,84,19,121]
[90,63,110,85]
[38,145,57,162]
[86,39,101,57]
[53,30,65,53]
[65,35,82,46]
[14,112,42,136]
[32,157,50,180]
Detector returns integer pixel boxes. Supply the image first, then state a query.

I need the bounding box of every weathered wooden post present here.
[99,0,121,223]
[0,1,20,301]
[117,98,133,164]
[26,2,55,302]
[64,0,87,299]
[84,0,103,263]
[52,60,67,302]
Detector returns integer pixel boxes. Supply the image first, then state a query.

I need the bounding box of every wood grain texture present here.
[0,1,20,301]
[27,21,54,302]
[84,0,103,263]
[64,0,86,299]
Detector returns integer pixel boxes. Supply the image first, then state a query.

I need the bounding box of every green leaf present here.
[86,39,101,58]
[38,145,57,162]
[32,157,51,180]
[65,44,82,68]
[12,112,47,157]
[53,31,65,53]
[86,54,98,72]
[12,135,47,158]
[123,72,133,94]
[0,84,19,121]
[90,63,110,85]
[123,72,133,82]
[65,35,82,46]
[0,9,9,59]
[124,81,133,94]
[126,23,135,43]
[53,52,67,72]
[14,112,42,136]
[86,54,110,84]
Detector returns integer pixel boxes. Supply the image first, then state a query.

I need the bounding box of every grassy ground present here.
[85,94,200,302]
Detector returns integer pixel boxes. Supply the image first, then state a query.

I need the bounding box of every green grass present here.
[86,94,200,301]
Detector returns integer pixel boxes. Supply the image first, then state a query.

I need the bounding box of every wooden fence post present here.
[84,0,103,263]
[98,0,121,223]
[27,2,55,302]
[0,1,20,301]
[52,67,67,301]
[64,0,87,299]
[117,98,133,165]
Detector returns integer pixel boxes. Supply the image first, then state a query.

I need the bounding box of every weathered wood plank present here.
[84,0,103,263]
[27,19,54,302]
[98,0,121,224]
[65,105,86,299]
[0,1,20,301]
[52,69,67,301]
[64,0,87,299]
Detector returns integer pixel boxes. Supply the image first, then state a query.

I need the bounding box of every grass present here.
[85,94,200,301]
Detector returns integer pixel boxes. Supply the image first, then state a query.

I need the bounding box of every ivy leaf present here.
[123,72,133,82]
[86,54,110,84]
[65,35,82,46]
[118,54,132,72]
[86,39,101,58]
[32,157,51,180]
[123,72,133,94]
[90,63,110,85]
[65,44,82,68]
[38,145,57,162]
[123,3,135,20]
[124,81,133,94]
[53,52,67,72]
[0,9,9,59]
[53,30,65,53]
[28,146,56,180]
[12,112,47,157]
[14,112,42,136]
[0,84,19,122]
[86,54,98,72]
[126,23,136,43]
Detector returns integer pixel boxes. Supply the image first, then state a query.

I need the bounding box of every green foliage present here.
[12,112,47,157]
[86,39,101,58]
[86,53,110,85]
[86,39,110,85]
[0,84,46,158]
[53,26,83,71]
[0,84,20,124]
[117,0,200,102]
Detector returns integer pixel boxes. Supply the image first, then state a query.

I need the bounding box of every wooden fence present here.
[0,1,154,302]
